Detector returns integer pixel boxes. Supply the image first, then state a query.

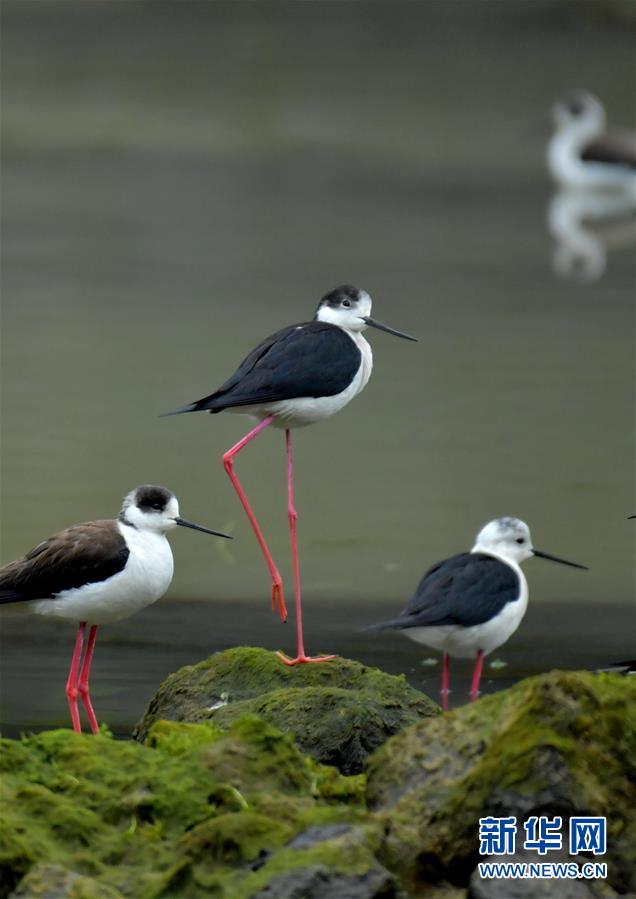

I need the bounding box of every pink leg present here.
[65,622,86,733]
[78,625,99,734]
[470,649,485,701]
[277,431,336,666]
[441,652,450,710]
[223,415,287,621]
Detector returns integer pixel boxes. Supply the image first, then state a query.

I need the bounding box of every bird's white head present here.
[315,285,373,331]
[119,485,231,539]
[552,92,606,138]
[314,285,417,341]
[120,485,180,533]
[472,517,534,565]
[472,516,587,570]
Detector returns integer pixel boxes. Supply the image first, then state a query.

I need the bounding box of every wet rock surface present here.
[133,646,439,774]
[2,667,633,898]
[366,670,635,896]
[250,864,398,899]
[7,863,124,898]
[1,716,369,899]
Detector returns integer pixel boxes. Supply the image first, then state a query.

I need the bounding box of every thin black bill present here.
[174,517,232,538]
[532,549,587,570]
[361,316,418,342]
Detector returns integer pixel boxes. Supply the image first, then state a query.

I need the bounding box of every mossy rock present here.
[1,716,379,899]
[8,863,125,898]
[134,647,439,774]
[366,670,636,895]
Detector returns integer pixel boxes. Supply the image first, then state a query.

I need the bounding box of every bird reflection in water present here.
[547,188,636,281]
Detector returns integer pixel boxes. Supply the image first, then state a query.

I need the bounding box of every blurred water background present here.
[1,1,634,733]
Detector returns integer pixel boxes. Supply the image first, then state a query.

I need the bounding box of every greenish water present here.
[1,3,634,730]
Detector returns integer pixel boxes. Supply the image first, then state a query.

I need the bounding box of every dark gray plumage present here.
[165,321,362,415]
[369,552,520,632]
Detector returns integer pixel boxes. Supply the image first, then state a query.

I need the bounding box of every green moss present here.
[1,715,367,898]
[135,646,439,774]
[366,670,636,892]
[4,667,632,897]
[9,863,125,898]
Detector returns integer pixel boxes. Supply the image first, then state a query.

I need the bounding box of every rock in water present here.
[366,670,635,896]
[134,646,439,774]
[1,717,387,898]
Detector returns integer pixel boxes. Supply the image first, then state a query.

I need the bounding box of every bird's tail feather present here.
[363,617,410,633]
[160,395,224,417]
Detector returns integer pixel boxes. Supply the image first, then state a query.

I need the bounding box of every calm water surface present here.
[1,3,634,731]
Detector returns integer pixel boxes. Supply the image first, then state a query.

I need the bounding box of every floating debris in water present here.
[489,659,508,670]
[420,658,439,667]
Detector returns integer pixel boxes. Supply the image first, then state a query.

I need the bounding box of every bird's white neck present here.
[471,544,523,572]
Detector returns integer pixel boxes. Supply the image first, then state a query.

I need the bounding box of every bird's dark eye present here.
[342,299,351,308]
[515,538,525,544]
[152,503,163,511]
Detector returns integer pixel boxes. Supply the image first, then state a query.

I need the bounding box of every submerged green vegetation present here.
[2,656,634,898]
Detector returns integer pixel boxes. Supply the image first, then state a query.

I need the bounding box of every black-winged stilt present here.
[165,284,416,665]
[548,92,636,191]
[367,517,587,707]
[0,485,231,733]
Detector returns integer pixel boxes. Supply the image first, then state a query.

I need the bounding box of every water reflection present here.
[548,188,636,280]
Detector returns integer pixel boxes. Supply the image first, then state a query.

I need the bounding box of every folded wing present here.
[0,521,130,604]
[173,321,362,413]
[369,553,520,631]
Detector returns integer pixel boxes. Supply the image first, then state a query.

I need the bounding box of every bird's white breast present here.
[29,523,174,626]
[405,563,529,659]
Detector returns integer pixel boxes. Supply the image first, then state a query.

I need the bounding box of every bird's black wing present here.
[0,521,130,604]
[582,132,636,168]
[170,321,362,413]
[369,553,520,630]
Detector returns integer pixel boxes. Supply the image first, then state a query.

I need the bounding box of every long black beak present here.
[532,549,587,570]
[361,316,417,342]
[174,517,232,539]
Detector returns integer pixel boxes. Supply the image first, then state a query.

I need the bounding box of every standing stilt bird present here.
[165,285,417,665]
[367,517,587,706]
[0,485,231,733]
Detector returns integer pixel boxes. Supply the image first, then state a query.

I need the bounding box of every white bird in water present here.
[547,92,636,192]
[165,285,417,666]
[0,485,231,734]
[367,517,587,708]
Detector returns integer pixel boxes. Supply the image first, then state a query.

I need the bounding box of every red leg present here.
[222,416,287,621]
[441,652,450,710]
[65,622,85,733]
[78,625,99,734]
[469,649,485,701]
[277,430,335,666]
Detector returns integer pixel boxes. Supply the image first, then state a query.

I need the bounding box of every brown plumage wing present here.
[0,520,129,604]
[582,130,636,168]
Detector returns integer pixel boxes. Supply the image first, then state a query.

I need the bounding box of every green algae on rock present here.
[366,670,636,895]
[0,716,380,899]
[133,646,439,774]
[8,862,125,898]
